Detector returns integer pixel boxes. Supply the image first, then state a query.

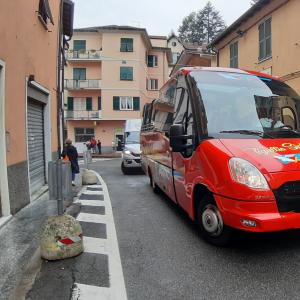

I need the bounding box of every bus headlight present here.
[229,158,269,190]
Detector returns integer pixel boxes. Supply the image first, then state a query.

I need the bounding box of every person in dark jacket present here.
[62,139,79,186]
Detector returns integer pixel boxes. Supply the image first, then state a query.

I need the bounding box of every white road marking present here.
[74,200,105,207]
[86,185,103,188]
[74,171,127,300]
[77,213,108,224]
[81,190,104,195]
[72,284,110,300]
[83,236,107,255]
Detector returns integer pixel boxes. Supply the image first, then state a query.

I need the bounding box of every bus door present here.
[172,78,195,214]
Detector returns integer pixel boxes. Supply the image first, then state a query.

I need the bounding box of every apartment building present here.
[64,26,172,153]
[0,0,74,223]
[209,0,300,94]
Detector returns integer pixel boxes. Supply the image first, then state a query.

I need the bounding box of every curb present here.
[10,185,86,300]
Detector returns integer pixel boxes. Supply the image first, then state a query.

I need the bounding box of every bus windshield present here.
[191,71,300,138]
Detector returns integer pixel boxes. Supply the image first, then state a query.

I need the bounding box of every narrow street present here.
[91,158,300,300]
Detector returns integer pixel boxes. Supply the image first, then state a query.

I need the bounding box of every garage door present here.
[27,99,45,195]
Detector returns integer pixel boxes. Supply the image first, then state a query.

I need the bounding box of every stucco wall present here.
[150,38,167,48]
[71,32,102,50]
[0,0,59,166]
[65,62,102,79]
[217,0,300,93]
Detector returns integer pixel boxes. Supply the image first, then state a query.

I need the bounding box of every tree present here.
[178,1,226,44]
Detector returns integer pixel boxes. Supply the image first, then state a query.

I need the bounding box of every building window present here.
[120,38,133,52]
[120,97,133,110]
[74,40,86,51]
[86,97,92,111]
[148,55,158,67]
[38,0,54,28]
[98,97,102,110]
[113,96,140,111]
[67,97,73,111]
[172,41,177,47]
[148,79,158,90]
[259,18,272,61]
[74,128,94,142]
[230,41,238,68]
[73,68,86,80]
[120,67,133,81]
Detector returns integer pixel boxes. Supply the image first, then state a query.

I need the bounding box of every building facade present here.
[0,0,73,223]
[209,0,300,94]
[167,34,185,75]
[64,26,171,153]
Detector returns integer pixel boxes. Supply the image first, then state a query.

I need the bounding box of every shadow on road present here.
[153,185,300,254]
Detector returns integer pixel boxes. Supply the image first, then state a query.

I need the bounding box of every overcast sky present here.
[72,0,252,36]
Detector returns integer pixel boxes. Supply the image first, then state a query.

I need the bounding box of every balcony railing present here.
[66,50,102,60]
[65,110,102,120]
[64,79,102,90]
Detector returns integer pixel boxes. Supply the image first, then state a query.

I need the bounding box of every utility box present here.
[48,160,72,201]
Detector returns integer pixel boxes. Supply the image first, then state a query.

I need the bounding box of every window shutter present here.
[98,97,102,110]
[67,97,73,111]
[120,38,133,52]
[86,97,92,111]
[133,97,140,111]
[120,67,133,80]
[113,96,120,110]
[74,40,86,51]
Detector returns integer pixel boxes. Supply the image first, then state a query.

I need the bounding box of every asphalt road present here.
[91,158,300,300]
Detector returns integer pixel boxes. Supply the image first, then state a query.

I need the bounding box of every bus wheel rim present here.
[202,204,223,236]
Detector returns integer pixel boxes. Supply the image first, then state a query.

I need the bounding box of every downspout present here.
[57,0,63,157]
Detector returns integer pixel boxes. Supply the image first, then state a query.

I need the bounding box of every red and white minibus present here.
[141,67,300,245]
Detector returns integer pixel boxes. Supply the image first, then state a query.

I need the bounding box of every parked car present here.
[121,119,142,175]
[141,66,300,245]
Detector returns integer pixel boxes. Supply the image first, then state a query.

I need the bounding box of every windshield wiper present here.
[219,130,274,139]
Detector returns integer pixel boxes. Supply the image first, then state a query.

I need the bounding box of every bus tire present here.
[196,194,232,246]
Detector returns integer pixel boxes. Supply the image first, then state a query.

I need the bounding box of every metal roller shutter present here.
[27,100,45,195]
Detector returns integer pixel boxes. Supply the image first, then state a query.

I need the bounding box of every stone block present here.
[40,215,83,260]
[82,169,98,185]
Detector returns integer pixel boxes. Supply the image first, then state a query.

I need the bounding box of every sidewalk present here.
[0,184,81,300]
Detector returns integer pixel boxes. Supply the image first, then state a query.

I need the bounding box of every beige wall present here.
[216,0,300,93]
[71,32,102,50]
[65,62,102,79]
[0,0,60,165]
[150,38,167,48]
[64,28,170,151]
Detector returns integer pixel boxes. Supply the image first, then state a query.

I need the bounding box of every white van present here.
[121,119,142,174]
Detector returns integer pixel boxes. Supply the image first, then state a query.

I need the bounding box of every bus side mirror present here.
[170,124,190,152]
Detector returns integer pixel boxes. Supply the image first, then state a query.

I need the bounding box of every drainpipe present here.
[57,0,63,157]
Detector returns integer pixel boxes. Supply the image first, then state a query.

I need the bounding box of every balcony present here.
[65,110,102,120]
[64,79,102,90]
[66,50,102,61]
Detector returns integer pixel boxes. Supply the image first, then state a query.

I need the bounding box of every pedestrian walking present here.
[97,139,102,154]
[61,139,79,186]
[90,136,97,154]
